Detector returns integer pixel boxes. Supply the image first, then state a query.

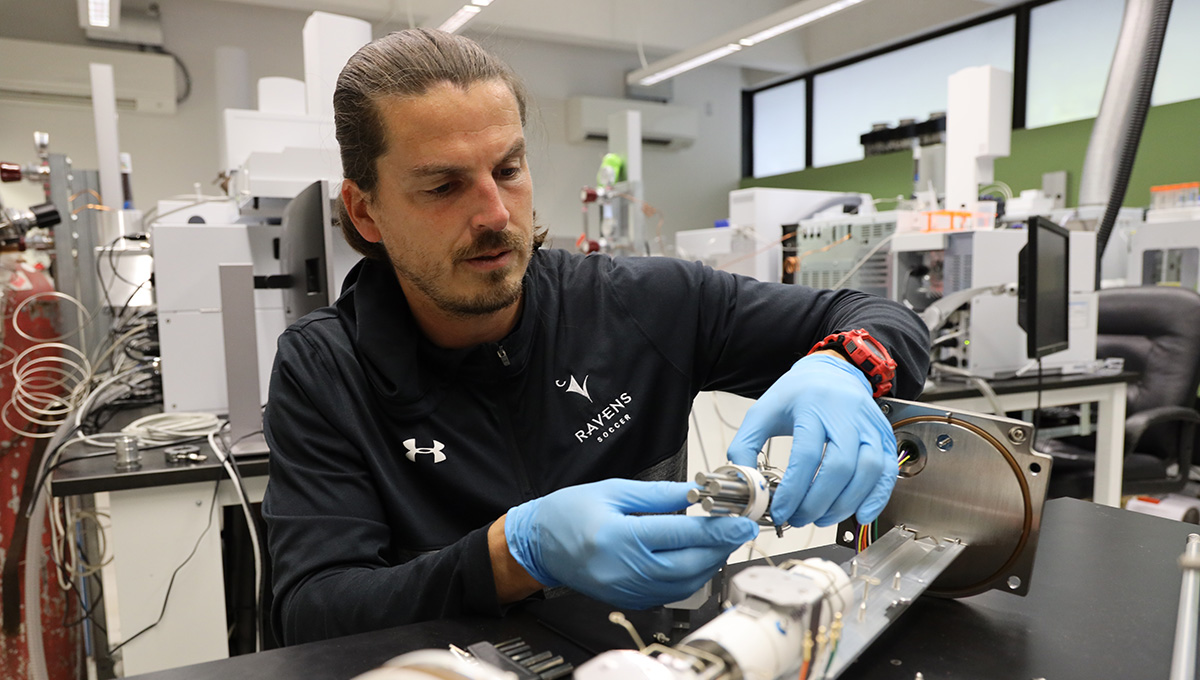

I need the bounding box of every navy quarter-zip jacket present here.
[262,247,929,645]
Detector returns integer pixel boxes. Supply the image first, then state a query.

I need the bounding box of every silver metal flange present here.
[839,397,1053,598]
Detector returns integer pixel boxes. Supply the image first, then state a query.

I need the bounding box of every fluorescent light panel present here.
[88,0,112,27]
[632,0,866,85]
[438,4,480,33]
[739,0,865,46]
[639,44,742,86]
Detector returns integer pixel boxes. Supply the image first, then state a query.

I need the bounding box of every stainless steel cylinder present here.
[113,434,142,472]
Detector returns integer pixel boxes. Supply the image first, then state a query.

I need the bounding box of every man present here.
[262,29,929,646]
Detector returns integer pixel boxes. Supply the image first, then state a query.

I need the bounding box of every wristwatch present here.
[807,329,897,398]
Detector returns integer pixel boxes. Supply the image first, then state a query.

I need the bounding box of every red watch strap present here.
[807,329,897,398]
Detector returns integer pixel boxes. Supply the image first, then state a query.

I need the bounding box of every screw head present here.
[880,402,892,415]
[1008,426,1027,444]
[935,434,953,451]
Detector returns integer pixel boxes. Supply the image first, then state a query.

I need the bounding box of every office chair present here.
[1039,286,1200,499]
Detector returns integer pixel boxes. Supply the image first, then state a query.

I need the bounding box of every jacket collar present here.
[339,253,542,414]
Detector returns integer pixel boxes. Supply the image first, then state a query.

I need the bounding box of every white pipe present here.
[1169,533,1200,680]
[89,63,124,210]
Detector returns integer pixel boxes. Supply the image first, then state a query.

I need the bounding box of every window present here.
[810,17,1014,168]
[745,0,1200,178]
[1153,0,1200,106]
[751,79,806,178]
[1027,0,1200,129]
[1027,0,1125,128]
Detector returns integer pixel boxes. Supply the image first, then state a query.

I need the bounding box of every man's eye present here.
[497,166,520,179]
[426,182,454,196]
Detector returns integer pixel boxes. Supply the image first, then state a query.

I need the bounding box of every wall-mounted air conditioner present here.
[565,96,699,149]
[0,38,175,114]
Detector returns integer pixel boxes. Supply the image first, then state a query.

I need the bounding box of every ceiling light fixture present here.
[628,0,867,86]
[739,0,864,46]
[77,0,120,29]
[638,44,743,86]
[89,0,112,26]
[438,2,487,34]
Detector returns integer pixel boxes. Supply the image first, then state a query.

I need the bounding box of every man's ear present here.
[342,180,382,243]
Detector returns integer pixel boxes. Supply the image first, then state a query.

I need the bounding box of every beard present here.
[389,227,531,318]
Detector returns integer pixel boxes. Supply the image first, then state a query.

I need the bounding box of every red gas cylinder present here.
[0,258,79,680]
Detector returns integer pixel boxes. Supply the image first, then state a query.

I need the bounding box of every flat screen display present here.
[1018,216,1070,359]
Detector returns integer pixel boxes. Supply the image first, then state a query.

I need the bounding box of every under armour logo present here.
[555,375,592,403]
[403,439,446,463]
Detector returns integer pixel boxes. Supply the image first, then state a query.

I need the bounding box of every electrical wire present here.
[12,291,96,344]
[689,408,713,473]
[931,362,1006,416]
[148,46,192,105]
[207,427,264,652]
[10,281,166,679]
[832,233,894,290]
[140,195,233,227]
[1033,358,1043,442]
[108,482,220,655]
[714,229,797,272]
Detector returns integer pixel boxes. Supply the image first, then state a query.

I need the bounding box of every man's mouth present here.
[467,249,509,262]
[461,249,514,271]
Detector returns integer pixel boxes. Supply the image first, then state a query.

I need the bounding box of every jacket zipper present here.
[485,386,535,499]
[497,345,510,366]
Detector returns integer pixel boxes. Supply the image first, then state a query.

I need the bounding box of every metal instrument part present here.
[824,528,966,678]
[689,464,776,525]
[840,398,1053,598]
[164,444,207,465]
[113,434,142,472]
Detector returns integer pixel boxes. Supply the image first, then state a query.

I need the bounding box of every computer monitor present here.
[1018,216,1070,359]
[279,180,332,324]
[278,180,361,325]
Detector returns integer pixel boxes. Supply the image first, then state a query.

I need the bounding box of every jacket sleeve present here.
[606,257,929,399]
[262,329,502,645]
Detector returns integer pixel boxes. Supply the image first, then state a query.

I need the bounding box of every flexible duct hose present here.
[1094,0,1173,274]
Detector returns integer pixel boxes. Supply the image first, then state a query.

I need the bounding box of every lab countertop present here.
[49,406,268,497]
[126,498,1200,680]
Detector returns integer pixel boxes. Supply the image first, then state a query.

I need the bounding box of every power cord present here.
[108,482,220,655]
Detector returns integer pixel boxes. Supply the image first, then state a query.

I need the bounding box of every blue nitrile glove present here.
[504,479,758,609]
[726,353,897,528]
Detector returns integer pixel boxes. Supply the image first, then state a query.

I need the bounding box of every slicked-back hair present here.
[333,29,544,259]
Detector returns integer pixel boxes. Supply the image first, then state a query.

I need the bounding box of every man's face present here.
[356,79,533,317]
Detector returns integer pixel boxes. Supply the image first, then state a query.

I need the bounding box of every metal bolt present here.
[935,434,953,451]
[195,500,202,507]
[1008,426,1027,444]
[880,402,892,415]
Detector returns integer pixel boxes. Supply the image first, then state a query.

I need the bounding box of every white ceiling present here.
[211,0,1026,77]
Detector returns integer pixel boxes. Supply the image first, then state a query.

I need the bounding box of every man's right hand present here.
[501,479,758,609]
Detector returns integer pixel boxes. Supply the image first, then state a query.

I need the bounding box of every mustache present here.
[453,229,527,261]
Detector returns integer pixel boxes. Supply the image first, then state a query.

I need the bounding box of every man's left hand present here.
[726,352,897,528]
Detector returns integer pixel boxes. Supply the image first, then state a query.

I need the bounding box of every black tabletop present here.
[126,498,1199,680]
[49,406,268,497]
[920,370,1136,402]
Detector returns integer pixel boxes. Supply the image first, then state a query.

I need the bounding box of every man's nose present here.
[472,178,510,232]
